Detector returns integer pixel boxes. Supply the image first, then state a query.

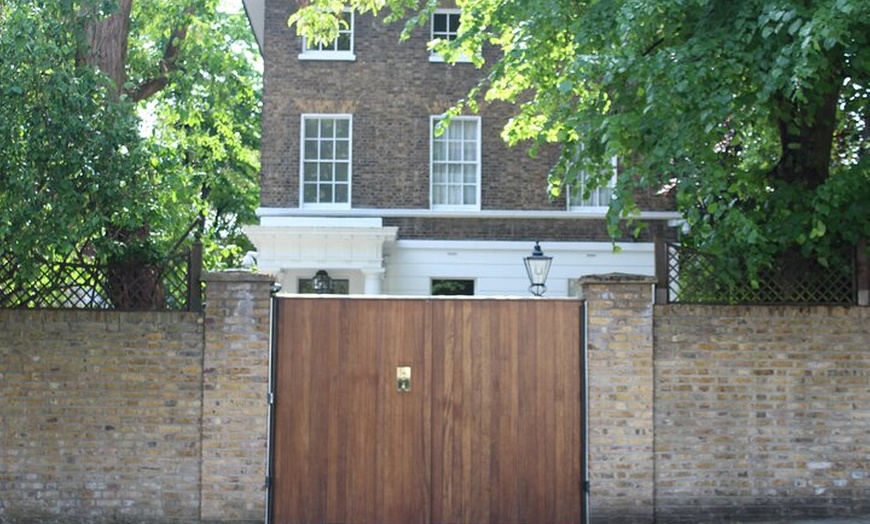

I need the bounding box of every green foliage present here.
[0,1,149,273]
[292,0,869,279]
[133,0,262,268]
[0,0,261,281]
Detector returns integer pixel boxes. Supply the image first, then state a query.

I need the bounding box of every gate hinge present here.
[265,475,272,488]
[583,479,591,493]
[267,391,275,405]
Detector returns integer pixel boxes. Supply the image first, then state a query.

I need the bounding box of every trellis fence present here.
[655,238,869,306]
[0,242,203,312]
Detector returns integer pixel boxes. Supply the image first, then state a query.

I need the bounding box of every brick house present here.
[242,0,678,296]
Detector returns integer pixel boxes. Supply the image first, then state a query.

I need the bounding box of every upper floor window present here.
[301,114,352,208]
[299,9,355,61]
[567,157,617,212]
[429,9,470,63]
[430,116,480,210]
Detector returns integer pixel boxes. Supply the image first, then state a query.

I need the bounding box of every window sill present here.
[568,206,610,215]
[300,203,353,211]
[430,205,481,212]
[429,54,472,64]
[299,52,357,61]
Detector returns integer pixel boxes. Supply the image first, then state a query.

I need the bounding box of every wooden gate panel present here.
[272,297,582,524]
[272,299,430,524]
[431,300,583,524]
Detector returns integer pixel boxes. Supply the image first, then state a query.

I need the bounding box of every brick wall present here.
[260,1,675,240]
[384,216,675,242]
[4,271,868,523]
[654,305,870,522]
[0,310,204,523]
[0,272,273,524]
[261,3,557,212]
[579,274,657,524]
[200,272,272,522]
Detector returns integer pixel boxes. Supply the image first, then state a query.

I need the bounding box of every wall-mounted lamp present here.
[523,241,552,297]
[312,270,334,294]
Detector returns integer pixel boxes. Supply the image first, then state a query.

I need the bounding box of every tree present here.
[291,0,869,284]
[0,0,260,306]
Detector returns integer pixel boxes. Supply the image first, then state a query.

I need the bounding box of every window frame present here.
[298,277,350,294]
[429,115,482,211]
[567,157,618,213]
[299,113,353,210]
[299,9,356,61]
[429,9,471,63]
[431,278,476,296]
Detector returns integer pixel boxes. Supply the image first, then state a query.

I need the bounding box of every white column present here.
[361,268,385,295]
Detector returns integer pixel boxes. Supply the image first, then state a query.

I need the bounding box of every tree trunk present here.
[80,0,133,96]
[771,75,841,189]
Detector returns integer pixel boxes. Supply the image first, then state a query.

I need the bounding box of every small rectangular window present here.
[430,116,480,210]
[300,114,352,208]
[300,9,355,61]
[431,279,475,296]
[298,278,350,294]
[429,9,470,63]
[432,10,460,41]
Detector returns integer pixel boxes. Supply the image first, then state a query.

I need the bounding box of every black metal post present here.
[188,241,203,312]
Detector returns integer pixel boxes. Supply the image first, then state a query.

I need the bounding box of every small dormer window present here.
[299,9,356,61]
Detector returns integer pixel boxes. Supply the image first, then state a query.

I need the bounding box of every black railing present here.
[0,242,203,312]
[655,238,868,306]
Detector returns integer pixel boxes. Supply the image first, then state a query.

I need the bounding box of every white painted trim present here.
[428,54,472,64]
[298,52,357,61]
[259,216,383,228]
[396,239,653,253]
[256,207,682,221]
[241,0,264,54]
[299,9,355,60]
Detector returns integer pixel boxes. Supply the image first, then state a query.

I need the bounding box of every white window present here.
[301,114,352,208]
[567,157,618,212]
[430,116,480,210]
[299,9,355,61]
[429,9,470,63]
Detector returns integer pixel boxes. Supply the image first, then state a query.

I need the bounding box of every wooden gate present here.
[269,297,584,524]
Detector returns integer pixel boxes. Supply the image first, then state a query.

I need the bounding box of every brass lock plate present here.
[396,366,411,392]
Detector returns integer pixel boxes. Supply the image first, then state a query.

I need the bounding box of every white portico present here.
[244,217,398,294]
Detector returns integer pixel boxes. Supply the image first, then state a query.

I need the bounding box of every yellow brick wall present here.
[0,272,273,524]
[654,304,870,522]
[0,310,205,522]
[580,274,657,524]
[200,271,273,522]
[3,272,867,523]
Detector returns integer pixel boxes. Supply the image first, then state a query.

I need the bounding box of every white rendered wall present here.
[382,240,655,297]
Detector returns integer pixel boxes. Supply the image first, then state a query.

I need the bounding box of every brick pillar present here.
[578,273,656,524]
[200,271,275,523]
